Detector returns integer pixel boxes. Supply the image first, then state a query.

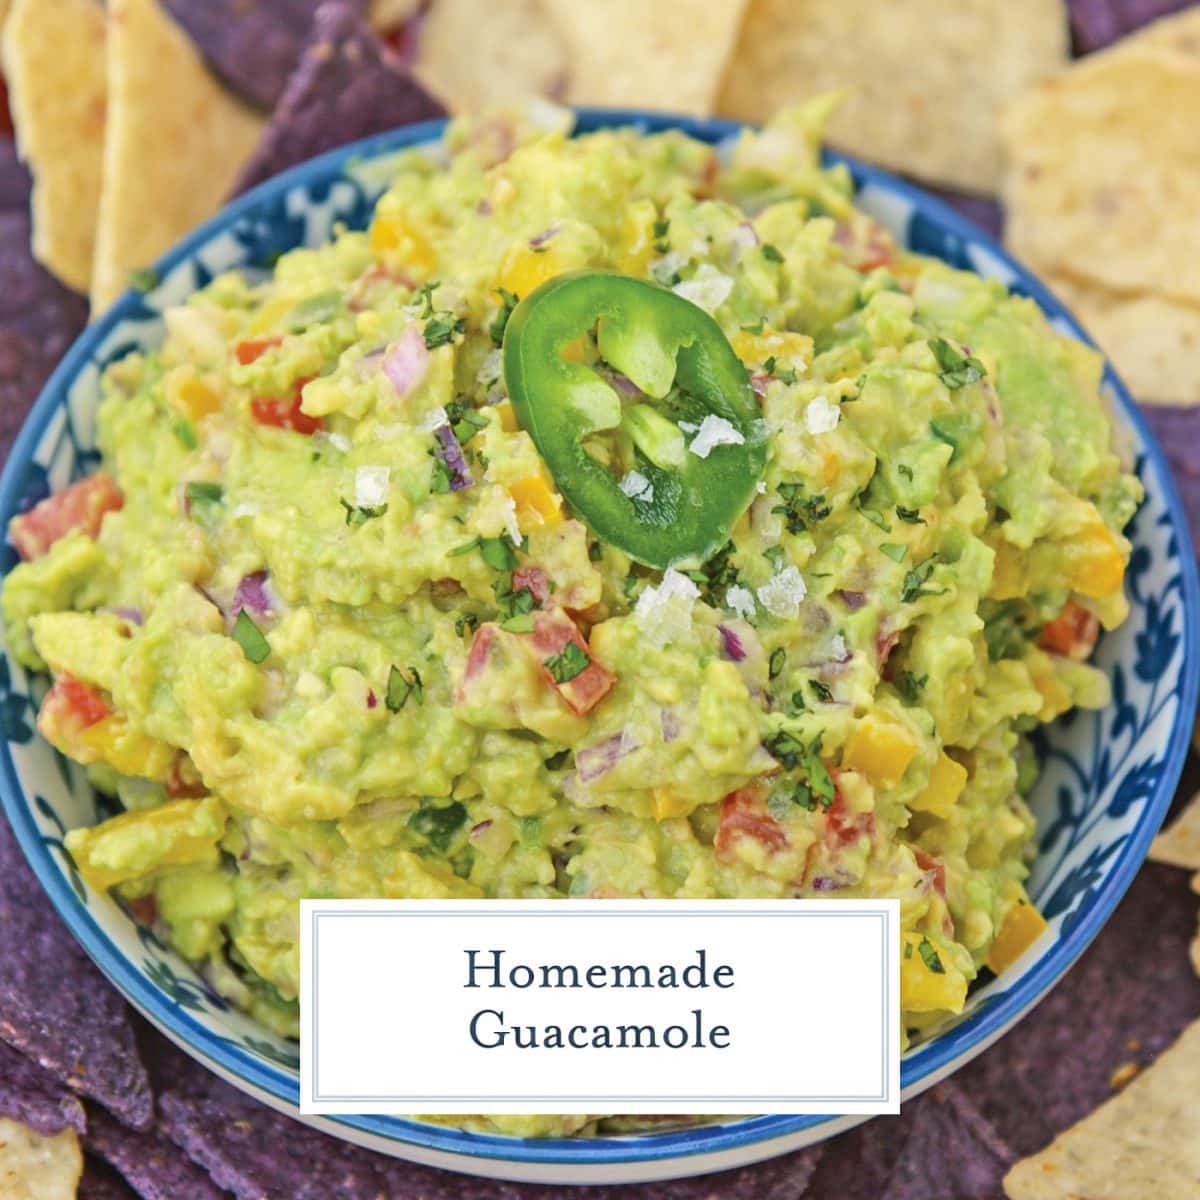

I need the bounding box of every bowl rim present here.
[1,108,1197,1170]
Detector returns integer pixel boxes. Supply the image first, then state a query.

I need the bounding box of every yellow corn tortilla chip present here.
[1003,1018,1200,1199]
[1149,792,1200,870]
[1127,6,1200,56]
[717,0,1068,194]
[544,0,749,116]
[0,1119,82,1200]
[1191,908,1199,979]
[1044,272,1200,407]
[415,0,568,111]
[90,0,264,313]
[2,0,107,293]
[369,0,421,29]
[1002,45,1200,307]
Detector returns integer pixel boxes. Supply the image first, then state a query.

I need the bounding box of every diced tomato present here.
[126,895,158,927]
[250,376,322,435]
[914,848,947,896]
[823,790,876,851]
[528,610,615,715]
[0,76,12,139]
[834,220,896,272]
[1039,600,1100,660]
[166,758,207,799]
[380,19,419,65]
[37,675,111,756]
[234,336,283,366]
[876,625,900,671]
[9,473,123,561]
[715,787,787,860]
[512,566,551,607]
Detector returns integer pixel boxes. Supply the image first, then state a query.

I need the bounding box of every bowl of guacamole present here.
[0,105,1195,1182]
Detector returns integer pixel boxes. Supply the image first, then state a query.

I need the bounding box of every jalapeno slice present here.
[501,270,767,569]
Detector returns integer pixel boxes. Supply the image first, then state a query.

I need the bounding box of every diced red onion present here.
[366,689,378,709]
[576,729,638,783]
[433,424,474,492]
[512,566,550,606]
[382,325,430,398]
[469,819,493,839]
[529,225,559,248]
[750,374,770,399]
[718,624,747,662]
[102,606,144,625]
[660,707,681,743]
[606,369,641,397]
[232,570,275,618]
[811,873,854,892]
[839,590,866,611]
[476,198,493,216]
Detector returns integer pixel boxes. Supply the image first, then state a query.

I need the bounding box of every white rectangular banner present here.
[300,899,900,1116]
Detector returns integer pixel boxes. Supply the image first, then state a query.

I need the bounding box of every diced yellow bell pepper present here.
[841,714,918,789]
[493,400,518,433]
[77,715,179,782]
[615,198,658,277]
[1065,520,1125,599]
[652,789,692,821]
[509,473,563,531]
[65,796,228,892]
[498,242,574,298]
[988,538,1028,600]
[986,896,1047,973]
[820,447,840,488]
[729,328,813,369]
[910,752,967,819]
[166,367,222,422]
[900,931,968,1013]
[368,209,436,276]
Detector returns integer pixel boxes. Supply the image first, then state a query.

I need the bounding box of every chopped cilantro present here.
[428,456,451,493]
[448,538,481,557]
[928,337,986,390]
[858,502,892,532]
[761,243,784,263]
[544,749,572,771]
[790,689,807,712]
[763,731,836,810]
[424,312,466,350]
[773,483,831,534]
[407,800,466,853]
[762,355,798,384]
[445,398,489,445]
[764,545,786,570]
[173,420,197,450]
[769,647,786,680]
[692,540,739,607]
[898,671,927,702]
[185,481,223,528]
[501,613,536,633]
[810,679,833,703]
[413,280,439,318]
[455,612,480,638]
[896,506,925,525]
[879,542,908,563]
[479,535,520,572]
[489,288,519,346]
[897,464,914,480]
[386,665,423,711]
[232,610,270,664]
[492,572,536,622]
[543,641,591,685]
[904,941,914,960]
[901,555,944,604]
[918,937,945,974]
[652,218,670,240]
[340,499,388,526]
[930,419,960,461]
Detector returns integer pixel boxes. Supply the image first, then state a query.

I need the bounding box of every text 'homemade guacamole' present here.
[2,102,1140,1139]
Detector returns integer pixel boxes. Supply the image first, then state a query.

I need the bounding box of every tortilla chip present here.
[90,0,264,313]
[1044,272,1200,406]
[0,1118,82,1200]
[415,0,569,111]
[79,1158,139,1200]
[1003,1018,1200,1198]
[2,0,107,293]
[544,0,749,115]
[1190,908,1200,979]
[0,1042,85,1138]
[235,1,444,193]
[718,0,1068,193]
[370,0,421,30]
[0,818,153,1130]
[1149,792,1200,869]
[1002,45,1200,307]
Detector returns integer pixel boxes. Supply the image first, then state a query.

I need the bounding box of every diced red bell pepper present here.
[235,336,283,366]
[1038,600,1100,660]
[511,566,551,607]
[528,610,614,715]
[38,675,111,751]
[715,786,787,860]
[823,790,876,851]
[914,848,947,896]
[250,376,322,435]
[9,473,123,561]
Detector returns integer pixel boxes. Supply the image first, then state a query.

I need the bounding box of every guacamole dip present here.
[2,102,1139,1139]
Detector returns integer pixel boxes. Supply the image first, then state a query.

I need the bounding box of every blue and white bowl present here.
[1,112,1196,1185]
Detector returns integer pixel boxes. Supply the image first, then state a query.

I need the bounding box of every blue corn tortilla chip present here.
[959,861,1200,1154]
[883,1082,1014,1198]
[0,212,88,452]
[0,817,153,1130]
[85,1103,228,1200]
[162,0,367,111]
[926,187,1004,241]
[1068,0,1197,51]
[234,0,444,193]
[0,139,32,212]
[1143,407,1200,550]
[79,1159,142,1200]
[0,1039,86,1136]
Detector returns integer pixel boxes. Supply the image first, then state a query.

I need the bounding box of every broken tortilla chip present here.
[1149,792,1200,870]
[2,0,107,293]
[90,0,264,313]
[415,0,568,111]
[0,1118,82,1200]
[1002,44,1200,307]
[1003,1018,1200,1198]
[544,0,749,115]
[1045,272,1200,406]
[718,0,1068,193]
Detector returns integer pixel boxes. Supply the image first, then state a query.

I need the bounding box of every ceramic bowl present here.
[1,111,1196,1185]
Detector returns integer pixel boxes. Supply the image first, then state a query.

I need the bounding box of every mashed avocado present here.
[2,103,1140,1139]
